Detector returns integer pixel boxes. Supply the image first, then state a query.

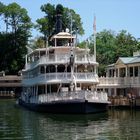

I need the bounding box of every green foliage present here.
[0,30,28,74]
[96,30,116,65]
[0,2,5,15]
[114,30,137,59]
[77,41,87,48]
[0,2,32,74]
[29,36,45,49]
[36,18,48,36]
[36,3,84,42]
[1,2,32,33]
[62,8,84,35]
[39,3,56,38]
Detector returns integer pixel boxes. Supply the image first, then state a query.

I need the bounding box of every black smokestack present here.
[56,4,64,33]
[56,14,62,33]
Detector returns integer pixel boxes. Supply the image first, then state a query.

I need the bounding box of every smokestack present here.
[56,14,62,33]
[55,4,63,33]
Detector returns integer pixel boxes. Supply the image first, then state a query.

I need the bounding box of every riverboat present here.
[18,30,110,113]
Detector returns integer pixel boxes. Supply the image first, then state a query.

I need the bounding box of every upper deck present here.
[24,31,98,71]
[22,31,99,85]
[25,47,97,71]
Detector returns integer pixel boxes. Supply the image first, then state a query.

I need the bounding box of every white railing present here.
[26,54,96,70]
[75,54,95,63]
[22,73,99,85]
[99,76,140,87]
[28,90,108,104]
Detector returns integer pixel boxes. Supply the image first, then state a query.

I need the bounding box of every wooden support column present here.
[138,66,140,77]
[55,38,57,47]
[114,88,117,96]
[125,66,128,77]
[133,66,135,77]
[75,65,77,78]
[118,68,120,77]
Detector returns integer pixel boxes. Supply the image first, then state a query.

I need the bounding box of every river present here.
[0,99,139,140]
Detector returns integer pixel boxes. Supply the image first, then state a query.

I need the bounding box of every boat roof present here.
[50,32,75,41]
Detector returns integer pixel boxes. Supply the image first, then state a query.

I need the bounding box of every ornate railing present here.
[27,90,108,104]
[26,54,96,70]
[23,73,140,88]
[22,73,99,85]
[98,76,140,87]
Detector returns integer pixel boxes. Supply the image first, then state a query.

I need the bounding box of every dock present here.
[109,96,140,110]
[0,75,22,98]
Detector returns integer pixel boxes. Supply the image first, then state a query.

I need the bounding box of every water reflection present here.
[34,113,109,140]
[0,100,140,140]
[107,110,139,140]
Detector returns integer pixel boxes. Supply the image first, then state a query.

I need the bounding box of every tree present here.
[3,3,32,33]
[36,3,84,46]
[29,36,45,49]
[115,30,138,60]
[35,17,49,47]
[63,8,84,35]
[0,2,32,74]
[88,30,116,76]
[0,2,7,32]
[0,2,5,16]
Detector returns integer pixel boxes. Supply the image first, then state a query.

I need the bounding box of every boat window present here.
[46,65,55,73]
[67,65,71,72]
[87,65,93,72]
[40,66,45,74]
[57,65,65,72]
[77,83,80,87]
[77,64,84,73]
[49,49,54,54]
[47,84,58,93]
[34,55,39,61]
[40,51,46,56]
[38,85,45,95]
[62,84,69,87]
[51,84,58,92]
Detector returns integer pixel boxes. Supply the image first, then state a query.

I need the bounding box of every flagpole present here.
[94,15,96,61]
[93,15,97,74]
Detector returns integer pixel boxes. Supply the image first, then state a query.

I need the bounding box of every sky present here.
[0,0,140,41]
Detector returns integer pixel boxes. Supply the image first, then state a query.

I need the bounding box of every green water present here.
[0,100,139,140]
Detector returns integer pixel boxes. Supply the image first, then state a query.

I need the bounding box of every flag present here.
[93,15,96,32]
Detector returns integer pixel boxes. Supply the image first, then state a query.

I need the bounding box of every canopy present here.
[50,32,75,41]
